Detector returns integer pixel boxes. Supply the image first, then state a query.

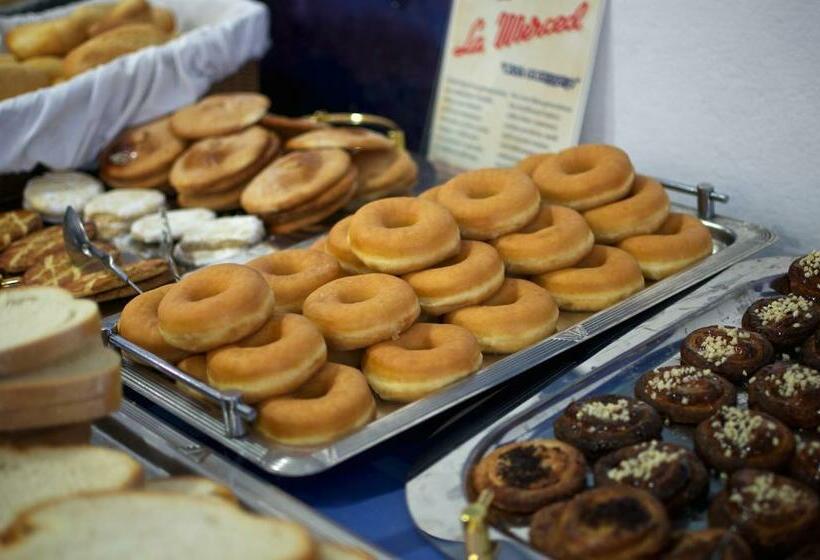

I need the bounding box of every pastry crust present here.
[118,285,189,363]
[790,433,820,491]
[170,93,270,139]
[664,529,753,560]
[246,249,342,313]
[0,210,41,252]
[741,295,820,350]
[789,251,820,300]
[634,365,737,423]
[680,325,774,384]
[748,361,820,429]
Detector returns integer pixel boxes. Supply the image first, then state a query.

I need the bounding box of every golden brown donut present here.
[516,153,553,177]
[533,245,644,312]
[531,144,635,211]
[324,216,372,274]
[170,93,271,139]
[471,439,587,513]
[362,323,482,401]
[157,264,275,352]
[402,241,504,316]
[582,175,670,244]
[436,168,540,240]
[445,278,558,353]
[257,362,376,445]
[348,197,460,274]
[206,314,326,403]
[618,213,713,280]
[418,185,442,202]
[302,273,419,350]
[492,204,594,275]
[118,284,189,363]
[246,249,342,313]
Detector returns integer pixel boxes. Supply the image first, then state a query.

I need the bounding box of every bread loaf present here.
[4,18,86,60]
[63,23,170,78]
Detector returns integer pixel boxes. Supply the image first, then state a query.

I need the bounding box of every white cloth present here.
[0,0,270,173]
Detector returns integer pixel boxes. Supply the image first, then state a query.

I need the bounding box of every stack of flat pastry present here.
[285,126,394,151]
[260,113,328,140]
[350,145,418,204]
[241,148,358,234]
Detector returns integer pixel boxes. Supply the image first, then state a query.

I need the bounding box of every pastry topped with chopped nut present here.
[790,434,820,491]
[635,365,737,424]
[748,362,820,430]
[741,294,819,350]
[680,325,774,384]
[789,250,820,300]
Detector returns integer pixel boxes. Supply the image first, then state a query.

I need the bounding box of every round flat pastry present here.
[741,295,820,350]
[170,93,270,139]
[99,116,187,181]
[83,188,165,239]
[176,185,244,212]
[261,166,357,225]
[680,325,774,384]
[789,251,820,300]
[260,113,328,140]
[129,208,216,244]
[665,529,753,560]
[634,365,737,424]
[23,172,103,221]
[285,126,394,151]
[351,146,417,195]
[748,362,820,429]
[103,168,170,190]
[790,433,820,491]
[802,328,820,369]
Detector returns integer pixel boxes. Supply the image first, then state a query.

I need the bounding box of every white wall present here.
[580,1,820,252]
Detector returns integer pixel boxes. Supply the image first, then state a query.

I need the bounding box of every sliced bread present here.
[0,445,143,531]
[145,476,237,504]
[0,383,121,431]
[1,491,316,560]
[0,287,102,375]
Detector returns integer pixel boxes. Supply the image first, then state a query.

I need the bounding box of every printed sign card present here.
[427,0,605,172]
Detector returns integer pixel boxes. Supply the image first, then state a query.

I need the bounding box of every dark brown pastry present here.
[635,365,737,423]
[789,251,820,300]
[529,486,670,560]
[593,440,708,514]
[748,362,820,429]
[663,529,753,560]
[709,469,819,556]
[694,406,795,472]
[741,295,820,350]
[802,329,820,369]
[789,544,820,560]
[680,325,774,383]
[470,439,587,513]
[790,434,820,491]
[770,273,792,295]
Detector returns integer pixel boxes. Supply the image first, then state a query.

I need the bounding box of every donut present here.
[348,197,460,274]
[302,273,419,350]
[363,323,482,401]
[582,175,670,244]
[436,168,540,240]
[418,185,442,202]
[118,285,188,363]
[257,362,376,445]
[246,249,342,313]
[516,153,552,177]
[402,241,504,315]
[533,245,644,311]
[157,264,275,352]
[206,314,326,403]
[324,216,371,274]
[492,204,594,275]
[531,144,635,210]
[445,278,558,353]
[618,213,713,280]
[170,93,270,139]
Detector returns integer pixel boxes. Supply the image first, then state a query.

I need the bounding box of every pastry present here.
[789,251,820,300]
[634,365,737,424]
[87,0,153,36]
[99,116,187,186]
[533,245,645,311]
[118,285,189,363]
[324,216,371,274]
[285,126,394,151]
[21,56,64,83]
[680,325,774,384]
[470,439,587,513]
[62,23,170,78]
[265,172,358,235]
[62,258,170,299]
[83,188,165,239]
[261,167,357,225]
[129,208,216,243]
[664,529,753,560]
[553,395,663,459]
[790,433,820,491]
[0,210,41,251]
[694,405,795,472]
[23,171,104,222]
[174,215,265,266]
[741,294,820,350]
[582,175,670,244]
[351,146,418,200]
[802,328,820,369]
[0,63,51,101]
[363,323,482,402]
[260,113,328,140]
[0,223,97,274]
[176,185,244,212]
[748,362,820,429]
[22,243,116,289]
[4,17,86,60]
[170,93,271,139]
[516,153,552,177]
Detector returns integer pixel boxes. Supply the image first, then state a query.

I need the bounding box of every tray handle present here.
[103,329,257,438]
[308,110,406,150]
[658,179,729,220]
[461,489,496,560]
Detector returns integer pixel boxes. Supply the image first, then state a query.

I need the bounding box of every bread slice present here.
[145,476,237,504]
[0,287,102,375]
[0,445,143,531]
[1,491,316,560]
[0,422,91,447]
[0,383,121,431]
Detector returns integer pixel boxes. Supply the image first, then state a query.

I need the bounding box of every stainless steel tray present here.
[93,397,390,558]
[406,256,792,559]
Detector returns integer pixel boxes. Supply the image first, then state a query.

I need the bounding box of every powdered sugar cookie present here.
[24,172,104,222]
[130,208,216,244]
[84,188,165,239]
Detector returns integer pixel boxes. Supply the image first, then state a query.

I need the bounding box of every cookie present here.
[130,208,216,244]
[285,127,394,151]
[99,116,187,182]
[83,188,165,239]
[170,93,270,139]
[0,210,42,252]
[23,172,104,221]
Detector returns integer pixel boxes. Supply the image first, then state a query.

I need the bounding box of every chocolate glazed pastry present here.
[789,251,820,300]
[664,529,753,560]
[694,406,795,473]
[593,440,708,514]
[680,326,774,384]
[709,469,819,556]
[770,273,792,296]
[741,295,820,350]
[470,439,587,513]
[748,362,820,429]
[801,329,820,369]
[554,395,663,459]
[635,365,737,424]
[790,434,820,491]
[529,486,670,560]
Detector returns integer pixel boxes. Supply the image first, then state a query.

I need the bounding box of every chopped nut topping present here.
[698,328,748,365]
[607,441,685,483]
[578,399,631,423]
[647,366,712,393]
[770,363,820,398]
[711,406,776,458]
[728,472,810,514]
[799,251,820,278]
[796,436,820,455]
[755,295,813,326]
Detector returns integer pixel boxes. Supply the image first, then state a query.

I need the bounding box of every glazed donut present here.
[324,216,371,274]
[531,144,635,210]
[206,314,326,403]
[257,362,376,445]
[157,264,275,352]
[302,273,420,350]
[363,323,482,401]
[445,278,558,353]
[618,213,712,280]
[246,249,342,313]
[435,168,540,239]
[418,185,442,202]
[119,285,189,363]
[582,175,670,244]
[533,245,644,312]
[348,197,460,274]
[516,153,552,177]
[402,241,504,316]
[492,204,593,275]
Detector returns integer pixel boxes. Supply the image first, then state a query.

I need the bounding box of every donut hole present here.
[559,155,595,176]
[380,213,417,229]
[264,259,305,277]
[292,376,333,399]
[398,335,437,351]
[483,286,520,307]
[185,284,222,303]
[335,287,373,305]
[519,208,554,234]
[464,183,500,200]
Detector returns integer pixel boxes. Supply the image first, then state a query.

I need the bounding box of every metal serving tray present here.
[102,186,774,477]
[93,397,390,558]
[406,256,792,559]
